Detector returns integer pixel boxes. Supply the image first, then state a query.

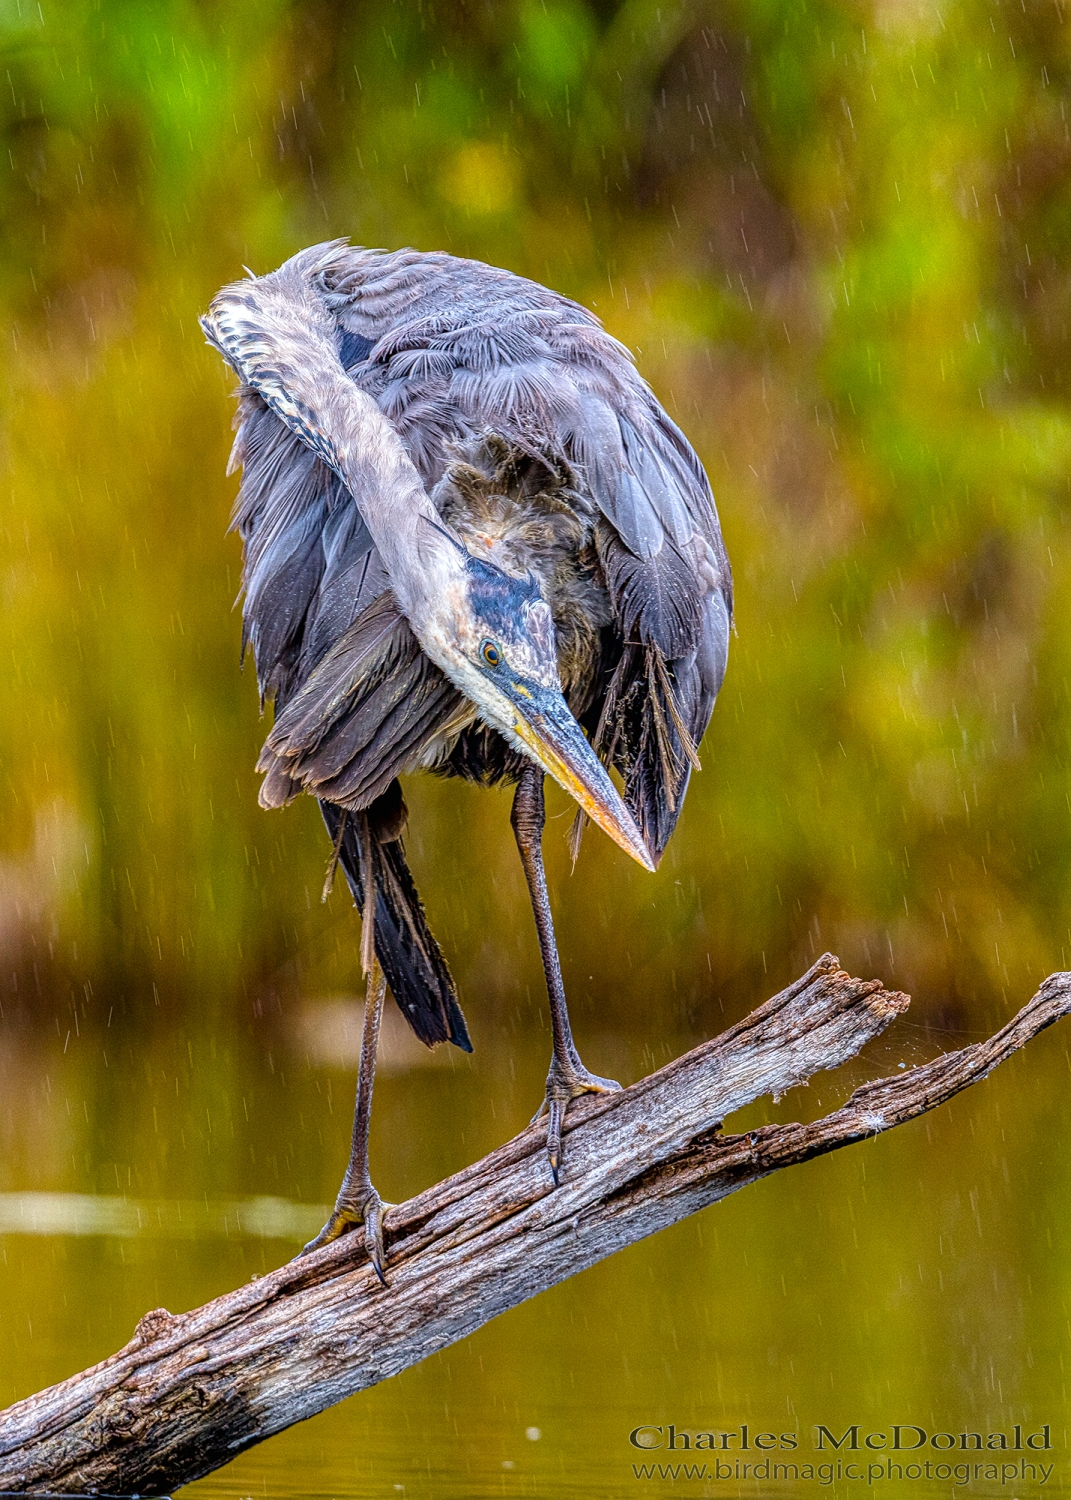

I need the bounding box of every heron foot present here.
[299,1186,390,1286]
[532,1057,621,1186]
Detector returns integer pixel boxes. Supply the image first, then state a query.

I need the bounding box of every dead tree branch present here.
[2,955,1068,1495]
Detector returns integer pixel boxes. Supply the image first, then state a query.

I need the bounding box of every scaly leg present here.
[511,763,621,1184]
[300,815,390,1283]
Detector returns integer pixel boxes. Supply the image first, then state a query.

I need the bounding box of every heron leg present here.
[511,763,621,1184]
[299,816,390,1284]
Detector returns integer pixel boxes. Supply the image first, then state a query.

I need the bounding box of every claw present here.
[363,1194,388,1287]
[298,1189,391,1285]
[547,1099,565,1186]
[536,1059,621,1186]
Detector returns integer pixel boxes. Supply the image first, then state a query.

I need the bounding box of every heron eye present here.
[481,640,501,668]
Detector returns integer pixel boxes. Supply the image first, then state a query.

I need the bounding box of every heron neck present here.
[317,378,470,648]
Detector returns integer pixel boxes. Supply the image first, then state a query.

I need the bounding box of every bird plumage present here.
[206,240,732,1052]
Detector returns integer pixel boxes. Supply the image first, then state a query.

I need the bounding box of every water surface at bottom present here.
[2,991,1069,1498]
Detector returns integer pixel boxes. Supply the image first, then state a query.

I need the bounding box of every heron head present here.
[428,554,654,872]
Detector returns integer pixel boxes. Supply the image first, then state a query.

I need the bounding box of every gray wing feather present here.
[258,593,465,809]
[596,527,700,659]
[300,502,380,676]
[230,393,333,702]
[229,383,389,708]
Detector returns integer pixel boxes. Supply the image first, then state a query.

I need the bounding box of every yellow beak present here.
[508,687,655,872]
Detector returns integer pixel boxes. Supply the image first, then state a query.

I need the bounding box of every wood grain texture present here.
[2,955,1068,1495]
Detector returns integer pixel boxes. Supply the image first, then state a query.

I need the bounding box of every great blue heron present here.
[201,242,731,1280]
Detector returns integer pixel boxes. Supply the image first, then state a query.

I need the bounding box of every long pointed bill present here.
[506,686,655,872]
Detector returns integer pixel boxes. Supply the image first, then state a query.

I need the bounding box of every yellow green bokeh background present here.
[5,0,1071,1024]
[3,2,1071,1494]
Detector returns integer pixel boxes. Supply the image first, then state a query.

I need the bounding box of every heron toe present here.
[299,1187,390,1286]
[533,1057,622,1185]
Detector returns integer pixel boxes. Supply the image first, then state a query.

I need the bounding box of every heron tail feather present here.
[320,792,472,1052]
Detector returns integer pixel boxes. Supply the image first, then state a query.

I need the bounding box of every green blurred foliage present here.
[2,0,1071,1040]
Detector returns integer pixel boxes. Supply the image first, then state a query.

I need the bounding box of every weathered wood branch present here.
[2,955,1069,1495]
